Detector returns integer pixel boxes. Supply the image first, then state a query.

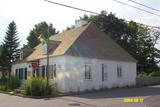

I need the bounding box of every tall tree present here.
[27,21,58,48]
[0,45,3,71]
[82,11,160,72]
[0,21,20,76]
[0,45,2,56]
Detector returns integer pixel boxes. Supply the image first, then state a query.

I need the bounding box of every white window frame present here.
[49,64,56,79]
[102,64,108,81]
[15,68,18,78]
[84,64,92,80]
[40,65,46,78]
[117,65,122,78]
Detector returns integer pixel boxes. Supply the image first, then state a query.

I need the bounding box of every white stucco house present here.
[11,21,137,93]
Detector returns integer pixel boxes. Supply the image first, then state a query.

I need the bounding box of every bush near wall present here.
[21,77,57,96]
[7,76,20,90]
[149,71,160,77]
[0,76,20,91]
[0,77,8,91]
[137,71,160,78]
[137,72,148,78]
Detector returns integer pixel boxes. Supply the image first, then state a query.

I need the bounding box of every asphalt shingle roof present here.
[27,22,136,62]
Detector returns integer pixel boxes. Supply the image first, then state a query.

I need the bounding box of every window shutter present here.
[102,64,104,81]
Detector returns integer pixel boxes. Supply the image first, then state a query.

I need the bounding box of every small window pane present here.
[53,64,56,78]
[25,68,27,80]
[42,65,45,78]
[117,65,122,78]
[18,69,21,80]
[102,64,108,81]
[21,68,24,80]
[15,69,18,78]
[50,65,53,79]
[85,65,92,80]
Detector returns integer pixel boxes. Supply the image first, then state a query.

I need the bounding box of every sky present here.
[0,0,160,47]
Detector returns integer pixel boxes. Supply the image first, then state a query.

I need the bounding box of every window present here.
[21,68,24,80]
[49,64,56,79]
[102,64,108,81]
[49,65,53,79]
[15,69,18,78]
[41,65,45,78]
[33,69,36,77]
[84,65,92,80]
[24,68,27,80]
[117,65,122,78]
[53,64,56,78]
[18,69,21,80]
[16,68,27,80]
[18,68,24,80]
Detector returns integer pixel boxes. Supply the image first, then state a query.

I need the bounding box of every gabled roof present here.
[27,23,88,61]
[27,22,137,62]
[12,48,34,64]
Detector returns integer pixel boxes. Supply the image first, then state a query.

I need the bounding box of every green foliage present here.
[0,21,20,73]
[0,45,2,57]
[0,77,8,91]
[137,72,149,78]
[149,71,160,77]
[0,85,7,91]
[0,76,19,91]
[7,75,20,90]
[26,21,58,48]
[21,77,56,96]
[138,71,160,78]
[81,11,160,72]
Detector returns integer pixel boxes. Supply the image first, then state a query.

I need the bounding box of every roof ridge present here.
[49,22,90,39]
[63,22,93,55]
[27,22,92,61]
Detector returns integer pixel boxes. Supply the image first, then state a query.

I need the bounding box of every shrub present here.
[0,77,7,86]
[7,75,20,90]
[21,77,56,96]
[149,71,160,77]
[0,85,7,91]
[0,77,8,91]
[137,72,148,78]
[0,76,19,91]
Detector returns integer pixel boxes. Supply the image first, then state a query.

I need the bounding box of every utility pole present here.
[39,24,50,95]
[46,25,49,95]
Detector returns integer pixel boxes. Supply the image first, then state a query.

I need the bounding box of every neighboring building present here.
[11,21,137,93]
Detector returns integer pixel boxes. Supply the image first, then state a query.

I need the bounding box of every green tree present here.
[0,45,2,56]
[0,21,20,76]
[0,45,4,71]
[83,11,160,72]
[26,21,58,48]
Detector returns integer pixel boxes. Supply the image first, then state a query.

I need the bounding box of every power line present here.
[44,0,160,29]
[113,0,160,17]
[128,0,160,13]
[44,0,99,15]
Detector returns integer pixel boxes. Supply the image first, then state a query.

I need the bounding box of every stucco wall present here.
[63,56,136,93]
[11,55,136,93]
[11,62,32,75]
[11,62,32,79]
[40,56,66,92]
